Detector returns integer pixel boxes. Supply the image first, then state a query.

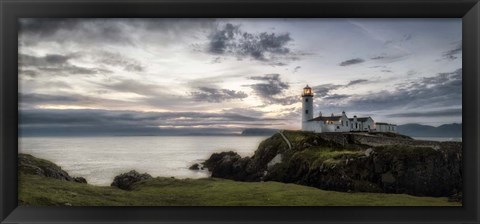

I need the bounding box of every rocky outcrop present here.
[203,131,462,197]
[189,163,201,170]
[111,170,153,190]
[18,153,87,184]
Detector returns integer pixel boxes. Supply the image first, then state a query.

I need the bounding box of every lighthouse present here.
[302,85,314,130]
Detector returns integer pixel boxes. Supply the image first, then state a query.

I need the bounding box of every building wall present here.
[376,124,397,133]
[362,118,375,131]
[301,96,313,130]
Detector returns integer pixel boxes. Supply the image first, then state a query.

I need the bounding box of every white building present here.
[301,85,396,133]
[375,122,397,133]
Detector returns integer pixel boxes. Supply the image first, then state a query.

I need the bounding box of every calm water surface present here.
[19,136,267,186]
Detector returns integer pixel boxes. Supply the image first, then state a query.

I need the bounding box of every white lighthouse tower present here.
[302,85,314,130]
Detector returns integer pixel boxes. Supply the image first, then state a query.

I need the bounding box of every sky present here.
[18,18,462,136]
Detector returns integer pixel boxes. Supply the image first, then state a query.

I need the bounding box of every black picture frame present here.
[1,0,479,223]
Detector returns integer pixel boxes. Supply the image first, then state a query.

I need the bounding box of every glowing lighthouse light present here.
[302,85,313,96]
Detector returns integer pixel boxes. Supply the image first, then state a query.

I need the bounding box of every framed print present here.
[1,0,479,223]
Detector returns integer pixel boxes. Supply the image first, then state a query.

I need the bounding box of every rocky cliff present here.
[203,131,462,197]
[19,153,87,184]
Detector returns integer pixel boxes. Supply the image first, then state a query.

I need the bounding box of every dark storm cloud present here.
[190,87,248,103]
[339,58,365,66]
[19,18,218,48]
[249,74,289,96]
[19,19,81,36]
[389,108,462,118]
[19,19,132,45]
[208,23,294,64]
[19,53,111,76]
[317,68,462,112]
[19,53,73,67]
[246,74,298,105]
[442,43,462,60]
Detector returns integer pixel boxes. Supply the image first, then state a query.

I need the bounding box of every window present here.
[346,121,349,126]
[337,126,340,129]
[305,98,308,102]
[355,123,358,129]
[305,110,308,114]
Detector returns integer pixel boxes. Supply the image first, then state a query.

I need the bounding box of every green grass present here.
[19,174,460,206]
[289,147,363,166]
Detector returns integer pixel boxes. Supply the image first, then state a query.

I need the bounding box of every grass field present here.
[19,174,460,206]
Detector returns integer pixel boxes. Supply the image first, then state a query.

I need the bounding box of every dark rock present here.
[202,131,462,197]
[111,170,153,190]
[73,177,87,184]
[189,163,200,170]
[18,153,87,183]
[203,151,240,171]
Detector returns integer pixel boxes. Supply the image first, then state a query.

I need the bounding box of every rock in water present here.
[189,163,200,170]
[73,177,88,184]
[111,170,153,190]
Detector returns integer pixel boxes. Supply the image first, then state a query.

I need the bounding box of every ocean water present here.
[19,136,267,186]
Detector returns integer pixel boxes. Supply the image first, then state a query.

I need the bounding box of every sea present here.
[19,136,267,186]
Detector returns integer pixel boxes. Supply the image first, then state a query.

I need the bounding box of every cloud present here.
[249,74,289,96]
[247,74,298,105]
[293,66,301,73]
[19,19,132,46]
[313,84,343,97]
[19,53,73,67]
[207,23,295,65]
[19,53,111,76]
[313,79,368,98]
[346,79,368,86]
[370,52,411,63]
[339,58,365,66]
[389,108,462,118]
[323,94,350,100]
[316,68,462,112]
[442,43,462,60]
[20,93,84,104]
[19,18,218,47]
[19,69,38,78]
[19,108,285,136]
[190,87,248,103]
[98,79,164,97]
[97,51,145,72]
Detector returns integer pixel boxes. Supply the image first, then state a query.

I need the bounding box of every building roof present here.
[348,117,371,122]
[309,116,343,122]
